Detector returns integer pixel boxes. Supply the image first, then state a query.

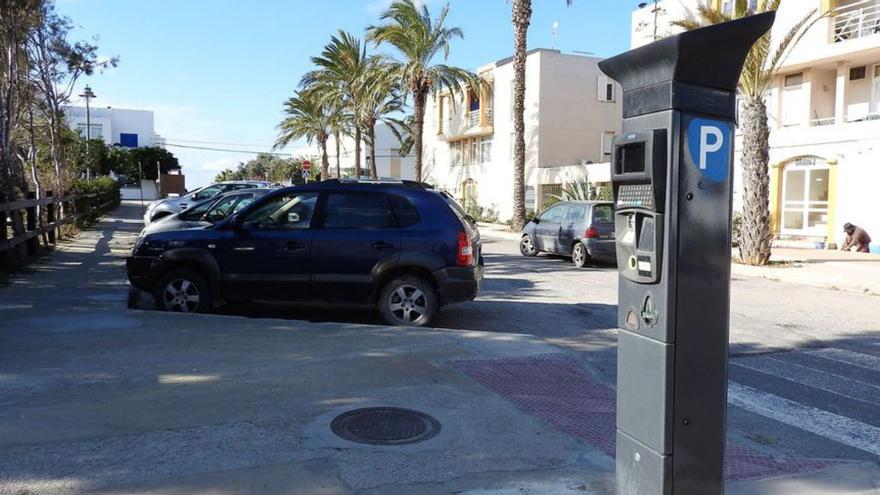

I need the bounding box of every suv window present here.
[539,204,567,223]
[388,194,420,228]
[178,198,215,221]
[205,194,244,222]
[242,192,318,230]
[191,185,224,201]
[592,204,613,223]
[322,192,395,229]
[565,205,587,223]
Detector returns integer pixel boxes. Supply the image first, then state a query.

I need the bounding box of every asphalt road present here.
[224,230,880,468]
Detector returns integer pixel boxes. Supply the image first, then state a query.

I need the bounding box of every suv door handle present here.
[371,241,394,251]
[285,241,306,252]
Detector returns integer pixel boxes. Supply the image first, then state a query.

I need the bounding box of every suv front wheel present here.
[154,269,212,313]
[378,275,438,327]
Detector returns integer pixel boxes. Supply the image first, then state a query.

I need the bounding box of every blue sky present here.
[57,0,635,188]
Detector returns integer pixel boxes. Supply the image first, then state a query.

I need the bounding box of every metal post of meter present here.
[599,13,774,495]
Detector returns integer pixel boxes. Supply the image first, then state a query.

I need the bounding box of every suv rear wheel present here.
[154,269,212,313]
[378,275,438,327]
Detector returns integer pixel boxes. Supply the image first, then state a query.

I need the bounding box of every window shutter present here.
[597,75,608,101]
[433,98,440,133]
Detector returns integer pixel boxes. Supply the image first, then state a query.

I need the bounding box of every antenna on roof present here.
[552,21,559,49]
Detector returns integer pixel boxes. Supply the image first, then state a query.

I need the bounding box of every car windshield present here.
[177,198,215,221]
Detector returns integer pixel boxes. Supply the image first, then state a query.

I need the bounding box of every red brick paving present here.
[449,353,841,481]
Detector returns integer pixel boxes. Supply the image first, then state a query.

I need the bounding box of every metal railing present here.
[467,110,480,128]
[485,107,494,126]
[810,116,837,126]
[833,0,880,42]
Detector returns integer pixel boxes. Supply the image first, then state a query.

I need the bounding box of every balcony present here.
[833,1,880,43]
[467,110,480,128]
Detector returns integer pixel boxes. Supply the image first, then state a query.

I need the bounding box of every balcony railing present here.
[833,1,880,43]
[467,110,480,128]
[485,107,494,126]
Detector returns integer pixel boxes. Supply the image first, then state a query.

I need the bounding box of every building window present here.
[76,123,103,139]
[451,140,462,167]
[481,138,492,163]
[601,131,615,160]
[850,66,866,80]
[119,133,138,148]
[597,75,616,102]
[451,137,492,166]
[781,158,830,235]
[784,72,804,88]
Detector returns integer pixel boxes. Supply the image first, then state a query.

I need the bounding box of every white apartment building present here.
[329,122,416,180]
[421,49,623,221]
[65,106,163,149]
[632,0,880,248]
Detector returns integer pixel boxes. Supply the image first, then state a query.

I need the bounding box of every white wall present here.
[300,122,414,180]
[65,106,158,148]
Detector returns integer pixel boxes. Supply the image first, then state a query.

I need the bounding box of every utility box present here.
[598,13,774,495]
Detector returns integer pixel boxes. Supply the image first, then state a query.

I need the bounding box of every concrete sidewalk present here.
[733,248,880,296]
[1,203,877,494]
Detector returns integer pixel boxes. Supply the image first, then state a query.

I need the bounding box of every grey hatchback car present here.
[519,201,616,267]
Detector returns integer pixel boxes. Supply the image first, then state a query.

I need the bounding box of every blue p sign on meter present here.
[686,118,733,183]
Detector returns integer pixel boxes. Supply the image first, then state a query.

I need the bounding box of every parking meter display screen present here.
[616,142,646,174]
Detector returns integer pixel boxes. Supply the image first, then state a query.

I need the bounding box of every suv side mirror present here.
[531,217,540,224]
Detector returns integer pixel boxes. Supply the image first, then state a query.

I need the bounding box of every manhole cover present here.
[330,407,441,445]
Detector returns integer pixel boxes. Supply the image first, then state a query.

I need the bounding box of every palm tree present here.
[301,31,369,177]
[214,168,235,183]
[327,101,350,179]
[674,0,825,265]
[510,0,573,230]
[367,0,479,183]
[274,90,332,180]
[358,58,406,179]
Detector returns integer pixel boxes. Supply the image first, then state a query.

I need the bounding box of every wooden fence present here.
[0,191,118,269]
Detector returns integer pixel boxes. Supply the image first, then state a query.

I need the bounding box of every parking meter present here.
[599,13,774,495]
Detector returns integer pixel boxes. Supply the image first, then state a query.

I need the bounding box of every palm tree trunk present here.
[320,135,330,182]
[354,126,362,177]
[369,124,378,179]
[511,0,532,230]
[739,96,772,266]
[334,131,341,178]
[412,89,427,182]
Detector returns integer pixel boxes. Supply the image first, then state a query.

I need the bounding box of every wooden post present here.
[26,191,37,255]
[47,191,56,244]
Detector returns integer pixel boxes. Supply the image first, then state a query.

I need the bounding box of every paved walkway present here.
[0,205,876,494]
[734,247,880,296]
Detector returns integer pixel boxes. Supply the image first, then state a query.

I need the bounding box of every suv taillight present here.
[457,232,474,266]
[585,226,600,239]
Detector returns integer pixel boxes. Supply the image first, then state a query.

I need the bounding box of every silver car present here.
[142,189,272,235]
[143,181,270,224]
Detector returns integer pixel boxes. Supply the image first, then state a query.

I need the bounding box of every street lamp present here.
[79,85,96,180]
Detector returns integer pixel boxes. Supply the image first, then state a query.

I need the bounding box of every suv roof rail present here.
[313,178,433,190]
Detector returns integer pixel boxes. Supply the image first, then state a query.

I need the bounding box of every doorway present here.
[781,158,830,236]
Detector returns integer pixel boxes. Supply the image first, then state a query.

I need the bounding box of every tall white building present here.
[289,122,415,180]
[421,49,623,221]
[632,0,880,248]
[64,106,163,149]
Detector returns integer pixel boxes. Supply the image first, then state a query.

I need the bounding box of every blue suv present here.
[127,180,483,326]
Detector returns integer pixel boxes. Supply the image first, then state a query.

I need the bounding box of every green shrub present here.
[465,202,500,224]
[70,176,121,227]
